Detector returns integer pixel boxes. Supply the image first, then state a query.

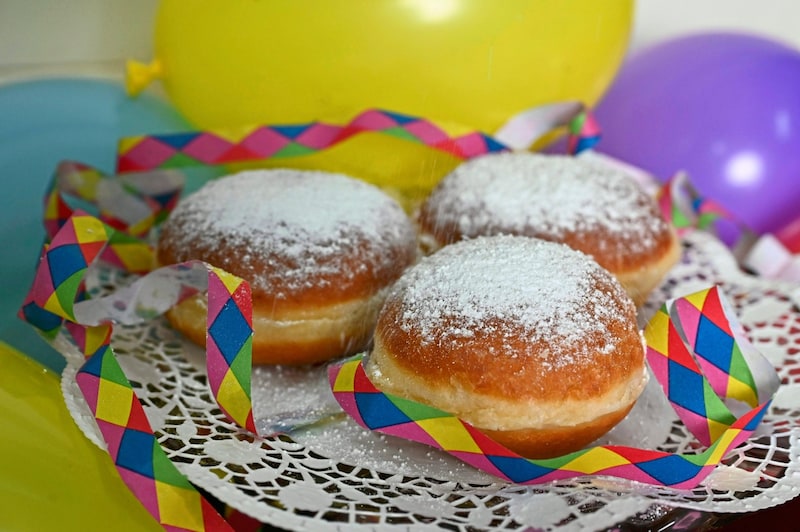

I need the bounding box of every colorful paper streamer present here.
[656,171,800,282]
[116,107,598,174]
[18,212,255,531]
[566,109,601,154]
[657,172,735,236]
[742,234,800,282]
[492,101,600,152]
[43,161,184,273]
[328,286,778,488]
[19,104,782,528]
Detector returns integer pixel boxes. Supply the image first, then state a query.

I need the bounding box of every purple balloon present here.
[594,32,800,235]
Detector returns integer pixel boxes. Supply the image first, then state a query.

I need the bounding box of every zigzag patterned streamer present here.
[18,212,256,530]
[491,101,600,153]
[328,287,778,489]
[206,267,256,432]
[645,286,781,446]
[645,303,736,445]
[566,109,601,154]
[657,172,739,237]
[115,106,603,173]
[656,172,800,283]
[43,161,184,273]
[116,109,508,172]
[75,340,232,532]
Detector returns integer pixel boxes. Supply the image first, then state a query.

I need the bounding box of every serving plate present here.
[54,229,800,531]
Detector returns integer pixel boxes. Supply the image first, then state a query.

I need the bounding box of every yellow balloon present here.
[0,343,161,531]
[131,0,634,132]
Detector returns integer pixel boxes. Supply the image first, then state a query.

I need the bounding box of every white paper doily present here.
[59,231,800,531]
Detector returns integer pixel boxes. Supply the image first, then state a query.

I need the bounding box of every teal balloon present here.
[0,78,217,372]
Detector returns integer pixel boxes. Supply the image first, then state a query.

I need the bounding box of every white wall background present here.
[2,0,799,79]
[0,0,158,72]
[631,1,800,51]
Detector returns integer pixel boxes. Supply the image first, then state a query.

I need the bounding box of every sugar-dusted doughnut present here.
[365,235,648,459]
[416,152,680,306]
[157,169,418,365]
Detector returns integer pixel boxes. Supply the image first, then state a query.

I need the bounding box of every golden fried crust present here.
[373,277,643,403]
[615,230,682,307]
[157,229,417,312]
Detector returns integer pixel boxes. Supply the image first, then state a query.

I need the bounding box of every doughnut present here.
[416,152,681,306]
[157,169,418,365]
[365,235,648,459]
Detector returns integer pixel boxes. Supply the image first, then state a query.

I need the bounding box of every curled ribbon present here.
[44,161,183,273]
[657,172,800,283]
[19,212,246,531]
[494,100,600,152]
[115,106,597,174]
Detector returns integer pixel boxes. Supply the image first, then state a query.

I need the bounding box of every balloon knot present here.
[125,59,163,97]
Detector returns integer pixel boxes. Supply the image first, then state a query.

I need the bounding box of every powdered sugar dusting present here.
[421,152,666,255]
[159,169,416,296]
[389,235,633,367]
